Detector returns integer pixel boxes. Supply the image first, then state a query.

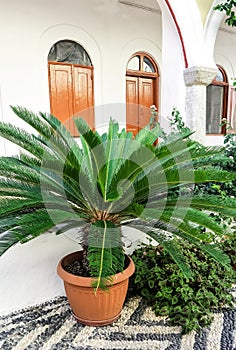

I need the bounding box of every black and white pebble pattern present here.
[0,287,235,350]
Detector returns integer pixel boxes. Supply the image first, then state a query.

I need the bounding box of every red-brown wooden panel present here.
[126,76,157,135]
[49,63,73,125]
[126,77,139,135]
[48,62,94,137]
[139,77,155,129]
[73,66,94,135]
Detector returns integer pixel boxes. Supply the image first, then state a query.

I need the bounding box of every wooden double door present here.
[48,62,94,136]
[126,76,156,135]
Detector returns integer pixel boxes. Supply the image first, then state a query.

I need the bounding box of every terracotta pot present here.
[57,251,135,326]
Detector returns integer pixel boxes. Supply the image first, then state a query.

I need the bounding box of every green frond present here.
[143,212,211,242]
[159,239,192,279]
[141,207,224,238]
[171,226,229,269]
[197,243,231,269]
[10,106,53,139]
[0,209,54,256]
[107,146,156,205]
[135,124,161,145]
[125,223,192,278]
[0,208,84,256]
[187,194,236,217]
[73,117,103,149]
[39,112,85,168]
[39,111,74,145]
[73,119,106,197]
[87,220,124,291]
[0,123,52,160]
[0,157,40,184]
[140,220,231,270]
[0,230,27,256]
[14,108,84,181]
[0,197,44,217]
[19,154,41,167]
[188,145,229,167]
[0,216,18,234]
[101,120,126,200]
[194,167,236,183]
[1,107,236,284]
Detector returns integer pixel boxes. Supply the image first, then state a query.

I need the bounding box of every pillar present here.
[184,66,217,144]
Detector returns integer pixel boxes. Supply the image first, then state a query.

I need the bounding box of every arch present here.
[38,24,102,123]
[48,40,92,66]
[204,0,226,67]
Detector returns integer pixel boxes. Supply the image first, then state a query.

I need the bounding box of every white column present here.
[184,66,217,144]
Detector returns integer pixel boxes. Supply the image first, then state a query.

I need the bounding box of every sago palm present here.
[0,106,235,288]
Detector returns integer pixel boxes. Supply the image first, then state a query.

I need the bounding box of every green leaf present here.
[87,220,124,291]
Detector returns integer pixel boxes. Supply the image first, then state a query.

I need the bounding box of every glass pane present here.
[206,85,224,134]
[127,56,140,70]
[48,40,92,66]
[143,56,155,73]
[215,69,224,82]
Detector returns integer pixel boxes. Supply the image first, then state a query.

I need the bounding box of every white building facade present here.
[0,0,236,314]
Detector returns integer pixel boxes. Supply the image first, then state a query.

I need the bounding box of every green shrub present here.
[130,239,235,334]
[221,231,236,269]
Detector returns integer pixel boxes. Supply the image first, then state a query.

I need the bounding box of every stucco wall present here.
[0,0,165,314]
[0,0,164,156]
[0,0,235,314]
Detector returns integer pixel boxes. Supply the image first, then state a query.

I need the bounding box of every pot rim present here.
[57,250,135,287]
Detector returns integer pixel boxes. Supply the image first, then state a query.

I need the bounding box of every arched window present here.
[206,65,228,134]
[126,52,159,135]
[48,40,92,66]
[48,40,94,136]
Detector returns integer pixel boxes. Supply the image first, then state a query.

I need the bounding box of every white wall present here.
[1,0,235,314]
[0,225,151,315]
[0,0,165,314]
[0,0,163,156]
[0,232,77,315]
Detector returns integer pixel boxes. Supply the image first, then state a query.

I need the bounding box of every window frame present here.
[206,65,229,135]
[126,52,158,79]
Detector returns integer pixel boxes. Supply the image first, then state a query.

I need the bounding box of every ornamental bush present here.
[130,239,235,334]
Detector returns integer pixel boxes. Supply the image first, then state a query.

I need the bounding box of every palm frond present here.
[87,220,124,291]
[159,239,192,279]
[180,194,236,217]
[141,207,224,237]
[197,243,231,269]
[135,124,161,145]
[1,107,236,283]
[0,123,53,160]
[11,106,53,139]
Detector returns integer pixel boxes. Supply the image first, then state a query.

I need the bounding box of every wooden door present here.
[139,78,155,130]
[126,77,155,135]
[126,77,139,134]
[49,64,73,125]
[48,62,94,136]
[73,66,94,134]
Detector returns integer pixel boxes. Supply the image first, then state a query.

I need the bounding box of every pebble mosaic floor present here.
[0,287,235,350]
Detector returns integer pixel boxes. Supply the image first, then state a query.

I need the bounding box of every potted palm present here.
[0,106,236,326]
